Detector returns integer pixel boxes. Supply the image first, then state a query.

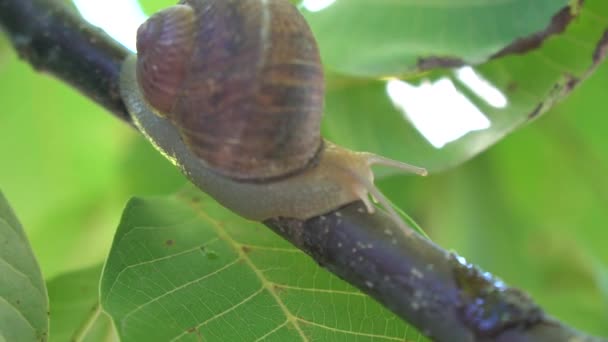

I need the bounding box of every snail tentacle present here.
[120,0,427,237]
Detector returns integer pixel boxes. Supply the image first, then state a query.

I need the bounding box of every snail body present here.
[120,0,426,228]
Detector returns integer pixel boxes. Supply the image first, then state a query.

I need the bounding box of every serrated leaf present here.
[101,189,426,342]
[322,1,608,175]
[47,264,118,342]
[301,0,571,76]
[0,191,48,341]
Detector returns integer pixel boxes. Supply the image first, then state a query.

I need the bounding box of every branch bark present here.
[0,0,130,123]
[0,0,604,341]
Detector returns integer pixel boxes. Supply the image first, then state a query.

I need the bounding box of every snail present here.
[120,0,427,234]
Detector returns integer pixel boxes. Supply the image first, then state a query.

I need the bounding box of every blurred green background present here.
[0,0,607,338]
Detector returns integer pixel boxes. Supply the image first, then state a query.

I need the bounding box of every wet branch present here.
[0,0,603,341]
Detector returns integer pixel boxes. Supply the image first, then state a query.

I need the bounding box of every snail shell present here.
[121,0,427,233]
[135,0,324,181]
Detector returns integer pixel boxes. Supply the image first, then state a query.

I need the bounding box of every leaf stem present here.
[72,304,102,342]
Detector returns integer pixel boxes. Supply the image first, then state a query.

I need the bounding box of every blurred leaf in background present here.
[0,191,48,341]
[0,37,8,68]
[47,264,118,342]
[320,1,608,175]
[378,60,608,335]
[0,42,186,278]
[301,0,571,76]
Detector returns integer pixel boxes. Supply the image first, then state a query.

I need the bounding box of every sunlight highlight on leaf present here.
[456,66,508,108]
[322,2,608,174]
[386,78,491,149]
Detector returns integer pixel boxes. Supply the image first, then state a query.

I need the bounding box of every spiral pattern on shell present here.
[135,0,324,181]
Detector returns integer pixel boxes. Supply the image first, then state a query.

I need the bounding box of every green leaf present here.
[0,52,185,278]
[322,1,608,175]
[301,0,571,76]
[101,189,425,341]
[594,261,608,314]
[0,35,8,71]
[47,265,118,342]
[0,191,48,342]
[400,60,608,335]
[0,56,133,278]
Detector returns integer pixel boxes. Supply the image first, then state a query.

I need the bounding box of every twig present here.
[0,0,604,341]
[267,203,602,341]
[0,0,131,124]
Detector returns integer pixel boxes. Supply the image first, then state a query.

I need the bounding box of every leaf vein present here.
[297,317,408,341]
[0,296,36,332]
[270,282,366,297]
[254,320,290,342]
[239,244,300,253]
[180,198,311,341]
[170,287,265,341]
[120,257,242,322]
[0,256,46,302]
[103,237,220,303]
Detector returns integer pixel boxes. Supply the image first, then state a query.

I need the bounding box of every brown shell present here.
[136,0,324,181]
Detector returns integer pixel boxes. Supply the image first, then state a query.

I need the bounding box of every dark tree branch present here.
[0,0,131,124]
[0,0,604,341]
[267,204,602,342]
